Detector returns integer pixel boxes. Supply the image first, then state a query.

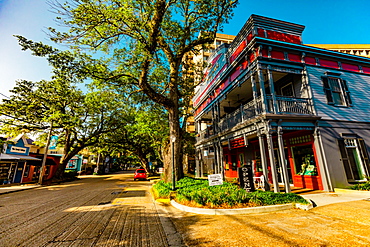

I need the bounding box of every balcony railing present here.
[197,96,314,141]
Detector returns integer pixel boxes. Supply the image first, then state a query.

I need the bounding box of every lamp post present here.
[171,136,176,191]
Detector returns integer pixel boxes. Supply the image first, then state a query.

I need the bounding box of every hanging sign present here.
[49,136,59,150]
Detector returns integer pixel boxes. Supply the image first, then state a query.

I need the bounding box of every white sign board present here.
[208,174,223,186]
[10,146,27,154]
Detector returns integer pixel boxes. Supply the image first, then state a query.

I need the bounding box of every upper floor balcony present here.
[196,94,314,142]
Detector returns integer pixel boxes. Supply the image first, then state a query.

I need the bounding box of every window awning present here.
[0,154,41,161]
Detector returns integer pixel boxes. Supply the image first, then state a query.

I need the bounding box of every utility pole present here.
[38,122,53,185]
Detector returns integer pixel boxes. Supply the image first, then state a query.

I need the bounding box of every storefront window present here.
[239,153,245,167]
[67,159,77,169]
[231,155,237,170]
[23,164,30,177]
[224,155,229,170]
[292,145,317,176]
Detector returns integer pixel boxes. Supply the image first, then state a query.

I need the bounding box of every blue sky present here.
[1,0,370,100]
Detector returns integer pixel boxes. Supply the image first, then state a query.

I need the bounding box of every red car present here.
[134,169,147,181]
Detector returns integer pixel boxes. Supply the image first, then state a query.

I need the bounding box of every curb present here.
[171,200,313,215]
[0,185,41,195]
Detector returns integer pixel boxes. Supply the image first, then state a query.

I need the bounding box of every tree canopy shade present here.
[49,0,238,181]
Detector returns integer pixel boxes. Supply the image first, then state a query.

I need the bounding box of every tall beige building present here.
[306,44,370,58]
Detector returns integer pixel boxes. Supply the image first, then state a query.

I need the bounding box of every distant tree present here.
[93,95,169,172]
[0,37,128,178]
[50,0,238,182]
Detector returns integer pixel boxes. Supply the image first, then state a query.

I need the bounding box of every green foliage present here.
[350,180,370,191]
[152,177,309,208]
[152,180,171,199]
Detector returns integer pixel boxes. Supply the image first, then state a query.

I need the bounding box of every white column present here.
[277,125,291,193]
[266,131,280,192]
[257,65,268,113]
[258,131,270,191]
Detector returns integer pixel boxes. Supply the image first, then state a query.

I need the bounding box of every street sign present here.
[238,166,255,192]
[208,174,223,186]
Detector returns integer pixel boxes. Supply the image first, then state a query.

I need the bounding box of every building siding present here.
[307,65,370,122]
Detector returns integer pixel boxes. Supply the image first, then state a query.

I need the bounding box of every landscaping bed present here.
[152,177,308,209]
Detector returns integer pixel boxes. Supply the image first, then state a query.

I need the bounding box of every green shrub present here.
[152,180,171,199]
[350,181,370,191]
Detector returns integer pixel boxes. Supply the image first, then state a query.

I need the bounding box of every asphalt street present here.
[0,171,182,247]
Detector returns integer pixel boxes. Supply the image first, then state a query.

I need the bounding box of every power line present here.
[0,112,44,128]
[0,93,10,99]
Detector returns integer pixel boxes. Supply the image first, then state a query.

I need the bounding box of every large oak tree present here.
[50,0,238,181]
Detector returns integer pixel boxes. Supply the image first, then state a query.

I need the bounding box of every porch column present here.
[266,131,280,192]
[258,130,270,191]
[313,126,333,192]
[195,148,200,178]
[277,125,291,193]
[267,66,278,113]
[213,142,220,174]
[218,141,225,177]
[251,74,259,116]
[257,64,268,113]
[302,70,316,115]
[200,147,204,177]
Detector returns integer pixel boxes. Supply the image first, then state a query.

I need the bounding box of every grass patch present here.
[152,177,308,209]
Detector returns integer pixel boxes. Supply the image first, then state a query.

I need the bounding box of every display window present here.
[224,155,229,170]
[291,145,317,176]
[231,154,237,171]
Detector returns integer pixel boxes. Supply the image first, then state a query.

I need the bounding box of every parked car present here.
[134,169,147,181]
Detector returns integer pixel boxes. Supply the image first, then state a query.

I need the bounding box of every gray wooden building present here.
[193,15,370,192]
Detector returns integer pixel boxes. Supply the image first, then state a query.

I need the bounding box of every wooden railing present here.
[197,96,314,142]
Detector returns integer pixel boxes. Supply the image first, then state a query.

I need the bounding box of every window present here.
[291,145,318,176]
[231,155,237,171]
[224,155,229,170]
[321,76,352,106]
[281,83,295,97]
[338,138,370,182]
[23,164,30,177]
[239,153,245,167]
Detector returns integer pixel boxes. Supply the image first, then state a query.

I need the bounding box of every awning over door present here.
[0,154,41,161]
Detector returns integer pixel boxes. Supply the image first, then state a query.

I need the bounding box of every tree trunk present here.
[163,105,183,184]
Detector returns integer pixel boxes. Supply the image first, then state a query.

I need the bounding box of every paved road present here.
[0,171,180,247]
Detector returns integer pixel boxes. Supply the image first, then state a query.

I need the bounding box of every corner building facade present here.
[193,15,370,192]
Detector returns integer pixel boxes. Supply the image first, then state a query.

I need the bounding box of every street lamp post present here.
[171,136,176,191]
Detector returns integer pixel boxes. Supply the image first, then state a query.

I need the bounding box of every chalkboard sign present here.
[238,166,255,192]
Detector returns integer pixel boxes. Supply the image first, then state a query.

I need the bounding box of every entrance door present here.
[13,162,25,183]
[8,163,16,183]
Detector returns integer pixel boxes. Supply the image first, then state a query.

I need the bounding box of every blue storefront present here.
[0,137,40,184]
